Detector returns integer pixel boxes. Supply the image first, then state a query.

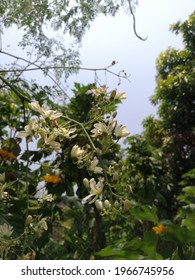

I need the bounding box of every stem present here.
[22,101,30,257]
[62,115,97,152]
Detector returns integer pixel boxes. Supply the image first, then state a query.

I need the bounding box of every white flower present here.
[28,102,43,114]
[38,128,61,151]
[86,86,107,97]
[114,92,126,100]
[42,110,62,120]
[39,194,54,202]
[17,119,38,138]
[71,145,85,158]
[88,156,103,174]
[34,217,48,236]
[107,118,117,133]
[54,127,77,139]
[29,102,62,120]
[44,134,61,152]
[83,177,104,204]
[91,122,109,138]
[114,124,130,138]
[0,223,13,237]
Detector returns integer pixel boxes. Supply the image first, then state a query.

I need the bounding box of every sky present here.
[1,0,195,135]
[68,0,195,134]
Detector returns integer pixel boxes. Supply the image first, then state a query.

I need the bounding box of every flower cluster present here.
[26,215,48,237]
[17,87,131,214]
[83,177,104,204]
[17,102,76,152]
[91,121,130,139]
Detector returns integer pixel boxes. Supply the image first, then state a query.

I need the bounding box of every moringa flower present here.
[114,92,126,100]
[83,177,104,204]
[44,134,61,152]
[29,102,62,120]
[114,124,130,138]
[86,86,107,97]
[0,223,13,237]
[34,217,48,236]
[38,193,54,202]
[28,102,43,114]
[91,122,110,138]
[88,156,103,174]
[42,109,62,120]
[71,145,86,158]
[54,127,77,139]
[17,119,38,139]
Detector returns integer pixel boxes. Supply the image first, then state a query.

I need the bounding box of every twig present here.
[0,75,31,102]
[0,63,130,82]
[128,0,148,41]
[0,50,70,100]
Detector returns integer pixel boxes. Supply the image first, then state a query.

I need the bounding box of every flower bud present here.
[83,178,89,188]
[114,200,120,209]
[26,215,33,225]
[112,112,117,118]
[124,199,131,212]
[112,173,119,181]
[110,90,116,100]
[95,200,103,211]
[1,192,9,199]
[104,200,111,209]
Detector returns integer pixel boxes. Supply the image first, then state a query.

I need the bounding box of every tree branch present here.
[0,50,70,100]
[128,0,148,41]
[0,62,130,83]
[0,75,31,102]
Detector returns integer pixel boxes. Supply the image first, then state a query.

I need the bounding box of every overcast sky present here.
[68,0,195,134]
[1,0,195,135]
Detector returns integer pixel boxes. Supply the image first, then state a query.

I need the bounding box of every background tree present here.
[121,11,195,259]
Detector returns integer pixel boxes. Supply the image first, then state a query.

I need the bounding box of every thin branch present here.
[0,50,70,100]
[0,50,130,82]
[62,115,97,152]
[0,75,31,102]
[128,0,148,41]
[0,63,130,83]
